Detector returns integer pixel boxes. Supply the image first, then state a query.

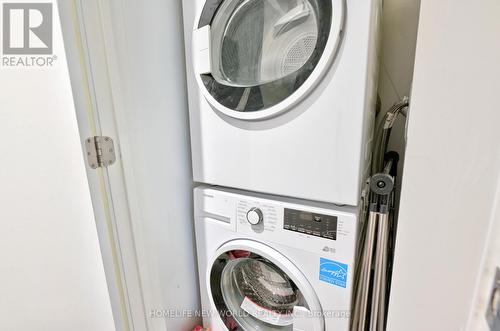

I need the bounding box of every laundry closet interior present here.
[58,0,500,331]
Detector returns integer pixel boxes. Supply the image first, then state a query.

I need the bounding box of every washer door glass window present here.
[201,0,332,113]
[210,250,316,330]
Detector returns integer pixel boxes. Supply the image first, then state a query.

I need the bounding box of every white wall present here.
[378,0,421,207]
[0,1,115,330]
[379,0,421,112]
[387,1,500,330]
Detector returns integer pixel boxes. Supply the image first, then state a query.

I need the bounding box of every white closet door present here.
[386,1,500,330]
[0,1,115,330]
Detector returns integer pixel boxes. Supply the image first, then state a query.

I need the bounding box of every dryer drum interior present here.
[199,0,333,113]
[210,250,311,330]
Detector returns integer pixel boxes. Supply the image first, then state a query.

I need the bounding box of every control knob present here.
[246,207,263,225]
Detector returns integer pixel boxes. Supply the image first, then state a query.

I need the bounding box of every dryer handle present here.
[193,26,212,74]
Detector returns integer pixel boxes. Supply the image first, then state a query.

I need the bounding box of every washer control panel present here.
[197,186,358,259]
[283,208,338,240]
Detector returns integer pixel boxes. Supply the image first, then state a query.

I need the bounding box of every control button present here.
[246,207,263,225]
[290,225,297,231]
[314,216,322,222]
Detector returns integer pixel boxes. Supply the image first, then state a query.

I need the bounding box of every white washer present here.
[182,0,382,206]
[194,186,360,330]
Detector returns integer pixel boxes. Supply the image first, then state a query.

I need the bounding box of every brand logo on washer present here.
[319,258,348,288]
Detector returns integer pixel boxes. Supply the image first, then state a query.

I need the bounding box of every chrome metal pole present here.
[370,212,389,331]
[379,212,389,331]
[355,209,378,331]
[351,227,366,329]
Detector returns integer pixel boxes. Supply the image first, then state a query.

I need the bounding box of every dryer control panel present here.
[284,209,338,240]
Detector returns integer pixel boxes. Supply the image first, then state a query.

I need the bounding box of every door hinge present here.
[85,136,116,169]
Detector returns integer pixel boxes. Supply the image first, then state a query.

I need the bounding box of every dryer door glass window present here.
[200,0,333,113]
[210,251,319,330]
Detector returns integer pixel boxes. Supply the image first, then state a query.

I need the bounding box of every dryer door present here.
[208,240,325,331]
[192,0,345,120]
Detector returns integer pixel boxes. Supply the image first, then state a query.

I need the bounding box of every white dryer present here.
[194,186,360,330]
[183,0,382,206]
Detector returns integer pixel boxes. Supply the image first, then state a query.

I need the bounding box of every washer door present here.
[193,0,344,120]
[208,240,324,331]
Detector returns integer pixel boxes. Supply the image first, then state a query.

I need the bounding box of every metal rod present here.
[378,220,388,331]
[379,212,389,331]
[351,263,363,329]
[382,158,394,175]
[355,210,378,330]
[370,212,390,331]
[351,208,369,330]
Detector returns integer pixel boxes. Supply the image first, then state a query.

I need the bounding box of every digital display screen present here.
[299,212,313,222]
[284,208,338,241]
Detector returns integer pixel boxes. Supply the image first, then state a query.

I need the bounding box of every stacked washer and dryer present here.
[182,0,382,330]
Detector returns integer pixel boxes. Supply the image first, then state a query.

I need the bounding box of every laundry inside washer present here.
[212,251,310,330]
